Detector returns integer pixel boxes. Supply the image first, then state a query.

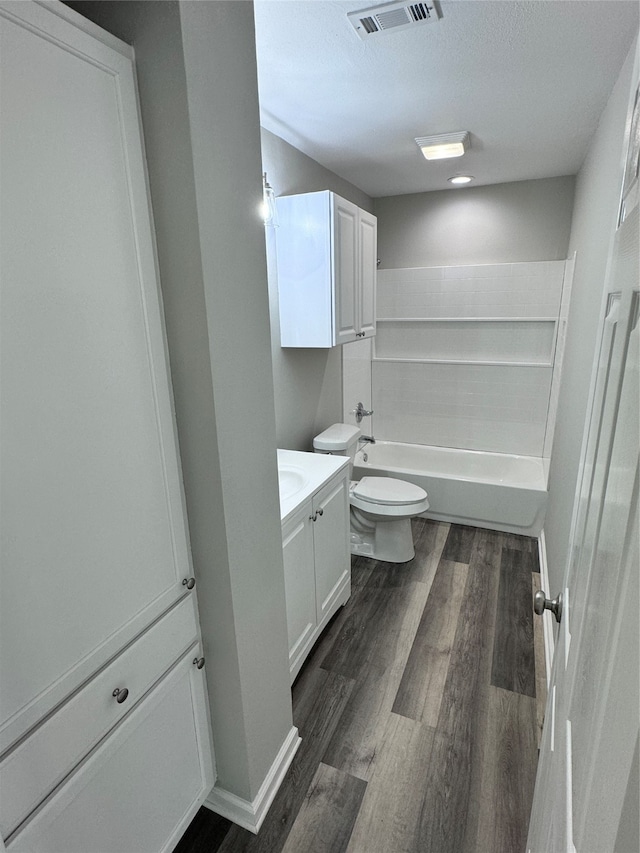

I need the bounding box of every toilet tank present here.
[313,423,361,466]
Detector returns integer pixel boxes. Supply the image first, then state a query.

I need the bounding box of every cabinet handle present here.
[182,577,196,590]
[316,507,324,517]
[112,687,129,704]
[309,512,317,522]
[193,657,205,670]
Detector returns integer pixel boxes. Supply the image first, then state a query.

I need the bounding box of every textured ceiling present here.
[253,0,639,197]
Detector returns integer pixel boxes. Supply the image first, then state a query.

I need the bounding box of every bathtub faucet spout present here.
[360,435,376,445]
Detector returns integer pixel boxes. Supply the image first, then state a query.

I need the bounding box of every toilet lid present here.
[352,476,427,507]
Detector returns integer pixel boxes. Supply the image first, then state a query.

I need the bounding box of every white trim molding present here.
[537,529,555,688]
[204,726,301,834]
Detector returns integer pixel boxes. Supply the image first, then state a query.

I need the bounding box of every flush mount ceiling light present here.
[415,131,470,161]
[448,175,474,185]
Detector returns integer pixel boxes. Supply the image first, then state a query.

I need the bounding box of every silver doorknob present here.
[534,590,563,623]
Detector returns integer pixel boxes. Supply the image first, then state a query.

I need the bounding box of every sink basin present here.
[278,465,307,502]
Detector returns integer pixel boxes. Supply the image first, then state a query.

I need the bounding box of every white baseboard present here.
[537,529,555,688]
[204,725,301,834]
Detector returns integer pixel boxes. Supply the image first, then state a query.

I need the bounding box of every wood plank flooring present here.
[175,520,545,853]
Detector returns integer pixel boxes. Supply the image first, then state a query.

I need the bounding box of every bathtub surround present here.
[342,337,373,434]
[345,259,570,459]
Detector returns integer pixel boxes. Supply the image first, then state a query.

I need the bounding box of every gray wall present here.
[261,129,373,450]
[68,0,293,806]
[374,176,575,268]
[544,41,637,595]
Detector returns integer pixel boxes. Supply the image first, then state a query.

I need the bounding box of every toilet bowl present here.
[313,424,429,563]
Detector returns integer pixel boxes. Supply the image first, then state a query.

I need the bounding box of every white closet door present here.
[0,3,193,750]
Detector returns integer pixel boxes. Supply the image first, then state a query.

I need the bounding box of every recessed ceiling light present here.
[448,175,474,185]
[415,131,469,161]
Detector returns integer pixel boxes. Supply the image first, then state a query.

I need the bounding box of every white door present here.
[333,196,359,344]
[0,2,195,751]
[527,72,639,852]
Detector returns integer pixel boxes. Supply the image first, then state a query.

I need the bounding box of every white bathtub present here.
[352,441,548,537]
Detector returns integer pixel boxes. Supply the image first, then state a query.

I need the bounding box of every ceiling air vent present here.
[348,1,440,40]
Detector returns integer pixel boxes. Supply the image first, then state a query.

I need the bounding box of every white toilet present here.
[313,424,429,563]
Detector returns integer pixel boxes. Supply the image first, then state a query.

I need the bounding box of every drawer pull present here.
[193,657,205,670]
[112,687,129,704]
[182,577,196,590]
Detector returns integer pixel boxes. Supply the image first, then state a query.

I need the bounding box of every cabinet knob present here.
[112,687,129,704]
[316,507,324,517]
[310,512,317,522]
[193,656,205,670]
[182,577,196,590]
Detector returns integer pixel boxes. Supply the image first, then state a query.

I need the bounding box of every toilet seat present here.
[350,476,429,516]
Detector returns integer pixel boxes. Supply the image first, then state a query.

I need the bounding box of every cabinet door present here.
[332,196,359,344]
[282,505,316,678]
[312,474,350,624]
[6,650,215,853]
[358,210,377,338]
[0,596,200,839]
[0,3,194,750]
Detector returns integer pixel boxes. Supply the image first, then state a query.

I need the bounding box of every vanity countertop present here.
[277,449,349,524]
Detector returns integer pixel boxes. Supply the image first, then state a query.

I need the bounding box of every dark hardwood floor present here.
[175,519,545,853]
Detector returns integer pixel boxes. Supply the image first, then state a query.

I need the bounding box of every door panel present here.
[313,475,350,623]
[282,507,316,671]
[528,56,639,849]
[358,211,377,337]
[333,198,358,344]
[0,4,193,750]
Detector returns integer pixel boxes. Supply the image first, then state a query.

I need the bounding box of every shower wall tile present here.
[351,260,569,455]
[342,337,372,426]
[375,319,556,364]
[372,362,552,456]
[377,260,565,320]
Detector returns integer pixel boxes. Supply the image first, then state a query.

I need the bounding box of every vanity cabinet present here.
[281,467,350,681]
[1,4,214,850]
[276,190,377,347]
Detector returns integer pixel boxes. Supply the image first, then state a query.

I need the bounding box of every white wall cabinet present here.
[281,468,350,681]
[276,191,377,347]
[0,3,214,849]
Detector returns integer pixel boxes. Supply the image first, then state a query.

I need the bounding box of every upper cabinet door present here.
[358,210,377,338]
[332,196,359,344]
[276,190,377,347]
[0,3,194,751]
